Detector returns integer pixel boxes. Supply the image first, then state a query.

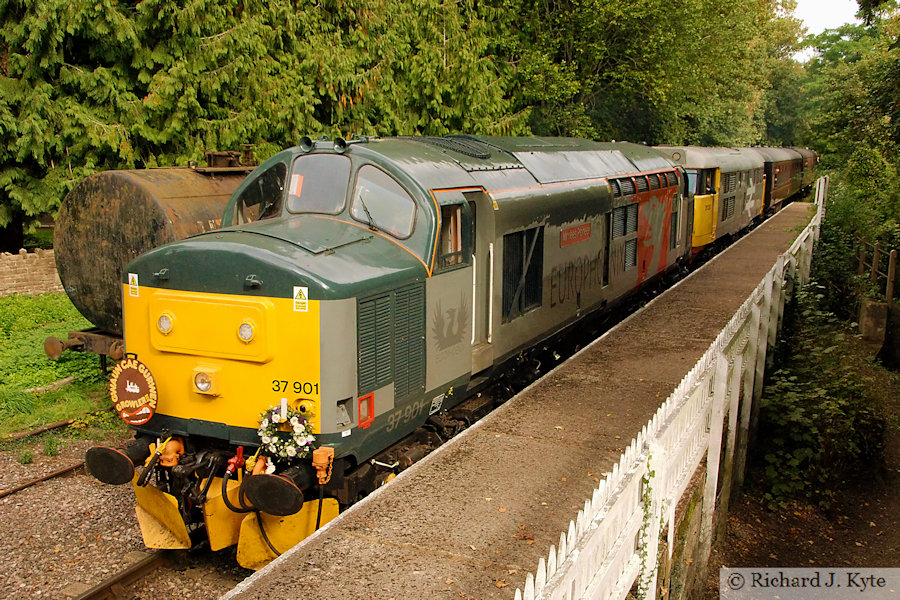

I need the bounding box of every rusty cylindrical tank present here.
[55,168,248,335]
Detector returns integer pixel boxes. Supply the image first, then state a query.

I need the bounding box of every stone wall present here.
[0,248,64,297]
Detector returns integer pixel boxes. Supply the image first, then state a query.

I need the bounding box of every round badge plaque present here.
[109,357,159,426]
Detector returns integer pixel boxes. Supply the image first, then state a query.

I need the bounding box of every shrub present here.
[754,285,886,507]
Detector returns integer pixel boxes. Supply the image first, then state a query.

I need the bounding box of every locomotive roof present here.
[347,136,676,190]
[655,146,764,172]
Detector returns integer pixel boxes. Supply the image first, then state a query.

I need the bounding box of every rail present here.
[514,177,828,600]
[856,238,897,308]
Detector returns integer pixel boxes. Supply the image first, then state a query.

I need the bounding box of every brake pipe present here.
[136,436,171,487]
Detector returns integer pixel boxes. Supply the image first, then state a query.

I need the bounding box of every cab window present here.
[686,170,698,196]
[286,154,351,214]
[350,165,416,239]
[234,162,287,224]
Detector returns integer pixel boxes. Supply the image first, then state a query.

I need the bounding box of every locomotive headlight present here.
[157,312,174,335]
[192,366,220,396]
[237,319,256,343]
[194,372,212,392]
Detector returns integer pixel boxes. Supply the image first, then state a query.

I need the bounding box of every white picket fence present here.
[515,177,830,600]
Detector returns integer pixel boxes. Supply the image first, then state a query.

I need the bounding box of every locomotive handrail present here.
[515,177,828,600]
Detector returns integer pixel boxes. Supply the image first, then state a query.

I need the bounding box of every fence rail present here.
[516,177,829,600]
[856,238,897,308]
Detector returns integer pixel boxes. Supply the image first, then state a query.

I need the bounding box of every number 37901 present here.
[272,380,320,395]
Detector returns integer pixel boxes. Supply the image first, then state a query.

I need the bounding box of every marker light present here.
[157,312,174,335]
[194,372,212,393]
[237,320,255,343]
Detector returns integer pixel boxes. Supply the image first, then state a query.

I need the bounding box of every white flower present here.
[286,446,297,457]
[261,419,268,428]
[290,416,299,426]
[262,435,271,444]
[305,435,315,444]
[265,461,276,474]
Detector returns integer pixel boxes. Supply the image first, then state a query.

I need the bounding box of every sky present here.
[791,0,861,60]
[793,0,861,35]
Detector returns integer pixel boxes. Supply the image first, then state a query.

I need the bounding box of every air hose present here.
[220,447,282,557]
[312,447,335,530]
[136,436,171,487]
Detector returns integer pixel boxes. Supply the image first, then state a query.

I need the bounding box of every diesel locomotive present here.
[82,136,813,569]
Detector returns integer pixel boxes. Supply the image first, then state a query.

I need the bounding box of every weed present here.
[19,449,34,464]
[43,436,61,457]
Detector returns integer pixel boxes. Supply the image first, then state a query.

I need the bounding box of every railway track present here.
[71,550,170,600]
[0,461,86,499]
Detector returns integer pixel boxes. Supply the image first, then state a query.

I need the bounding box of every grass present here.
[0,292,116,436]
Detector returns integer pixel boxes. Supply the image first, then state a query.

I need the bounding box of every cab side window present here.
[435,203,473,272]
[234,163,287,224]
[350,165,416,239]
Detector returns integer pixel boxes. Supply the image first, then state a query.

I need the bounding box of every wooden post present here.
[888,250,897,308]
[872,242,881,284]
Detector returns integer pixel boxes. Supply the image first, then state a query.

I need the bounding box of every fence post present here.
[733,299,761,497]
[716,351,744,538]
[750,269,774,447]
[888,250,897,309]
[698,352,729,573]
[767,256,784,367]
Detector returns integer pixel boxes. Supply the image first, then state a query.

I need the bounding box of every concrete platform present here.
[224,203,815,600]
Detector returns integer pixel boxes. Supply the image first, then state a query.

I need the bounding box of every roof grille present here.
[403,136,493,159]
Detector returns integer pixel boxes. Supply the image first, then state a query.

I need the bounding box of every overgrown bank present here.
[752,283,889,508]
[704,282,899,588]
[704,202,900,593]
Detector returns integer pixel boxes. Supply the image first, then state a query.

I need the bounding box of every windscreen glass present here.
[350,165,416,239]
[686,170,698,195]
[286,154,351,214]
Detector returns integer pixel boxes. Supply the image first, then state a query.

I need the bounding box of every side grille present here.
[358,283,425,398]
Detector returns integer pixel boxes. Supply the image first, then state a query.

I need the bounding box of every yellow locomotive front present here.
[93,257,340,569]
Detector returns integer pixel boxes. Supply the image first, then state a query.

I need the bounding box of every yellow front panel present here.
[123,285,321,432]
[692,169,720,248]
[691,193,717,247]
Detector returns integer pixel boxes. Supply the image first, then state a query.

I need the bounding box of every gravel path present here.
[0,435,247,599]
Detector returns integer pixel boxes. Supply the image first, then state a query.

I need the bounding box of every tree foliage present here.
[799,7,900,281]
[0,0,807,249]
